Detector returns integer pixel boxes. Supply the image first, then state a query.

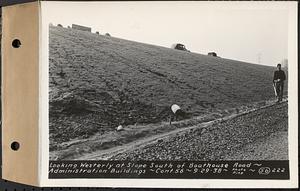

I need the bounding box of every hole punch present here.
[11,141,20,151]
[12,39,21,48]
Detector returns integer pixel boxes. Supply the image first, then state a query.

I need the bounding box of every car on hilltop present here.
[171,43,190,52]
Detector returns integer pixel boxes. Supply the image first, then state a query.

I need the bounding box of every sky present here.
[42,1,294,66]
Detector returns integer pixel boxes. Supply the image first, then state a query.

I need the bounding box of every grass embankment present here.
[49,26,286,150]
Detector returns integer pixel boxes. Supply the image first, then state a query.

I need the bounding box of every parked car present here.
[208,52,218,57]
[171,43,190,52]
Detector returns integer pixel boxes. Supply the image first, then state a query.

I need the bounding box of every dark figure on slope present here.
[273,63,286,102]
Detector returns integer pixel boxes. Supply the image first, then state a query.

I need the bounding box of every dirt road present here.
[50,100,288,160]
[111,101,288,160]
[224,130,288,160]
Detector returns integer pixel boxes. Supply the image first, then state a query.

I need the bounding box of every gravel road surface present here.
[112,101,288,160]
[224,130,288,160]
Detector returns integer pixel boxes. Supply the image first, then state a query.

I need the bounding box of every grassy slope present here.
[49,26,286,145]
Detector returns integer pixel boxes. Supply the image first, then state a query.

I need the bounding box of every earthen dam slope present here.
[49,25,284,148]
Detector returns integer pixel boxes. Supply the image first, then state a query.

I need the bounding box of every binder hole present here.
[11,141,20,151]
[12,39,21,48]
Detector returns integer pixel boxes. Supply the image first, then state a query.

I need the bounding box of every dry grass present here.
[49,26,287,149]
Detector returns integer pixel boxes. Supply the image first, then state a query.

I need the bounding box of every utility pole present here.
[281,58,288,69]
[257,53,262,64]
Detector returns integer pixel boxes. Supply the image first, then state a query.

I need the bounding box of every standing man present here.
[273,63,286,102]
